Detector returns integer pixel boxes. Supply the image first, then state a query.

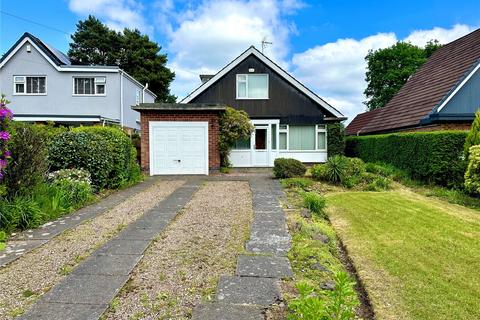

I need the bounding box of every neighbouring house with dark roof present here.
[0,32,156,130]
[134,46,346,175]
[346,28,480,136]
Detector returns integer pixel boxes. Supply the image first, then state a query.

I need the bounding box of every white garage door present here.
[149,121,209,175]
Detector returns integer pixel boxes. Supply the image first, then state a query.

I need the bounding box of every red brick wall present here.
[400,122,471,133]
[139,110,222,173]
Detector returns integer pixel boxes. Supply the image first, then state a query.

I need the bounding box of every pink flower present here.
[0,108,12,119]
[0,131,10,141]
[0,159,6,169]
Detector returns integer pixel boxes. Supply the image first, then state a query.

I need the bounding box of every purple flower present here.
[4,150,11,158]
[0,159,6,169]
[0,131,10,141]
[0,108,12,119]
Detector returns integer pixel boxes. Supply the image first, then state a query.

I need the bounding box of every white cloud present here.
[163,0,300,99]
[291,24,475,123]
[68,0,151,34]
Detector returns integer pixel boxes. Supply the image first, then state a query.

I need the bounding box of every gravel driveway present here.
[0,180,183,320]
[104,181,253,320]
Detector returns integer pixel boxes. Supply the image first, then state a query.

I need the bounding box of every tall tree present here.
[68,16,175,102]
[364,41,442,111]
[120,29,175,102]
[68,15,121,65]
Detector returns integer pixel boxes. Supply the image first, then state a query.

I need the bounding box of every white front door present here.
[149,121,209,175]
[253,125,269,166]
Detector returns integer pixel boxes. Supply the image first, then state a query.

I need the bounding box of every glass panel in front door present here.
[255,128,267,150]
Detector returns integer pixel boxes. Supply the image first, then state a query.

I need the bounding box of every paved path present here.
[0,177,160,267]
[19,179,201,320]
[192,177,293,320]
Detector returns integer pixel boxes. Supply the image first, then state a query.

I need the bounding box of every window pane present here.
[74,78,83,94]
[237,81,246,98]
[255,128,267,150]
[271,124,277,150]
[84,78,94,94]
[289,126,315,150]
[237,74,247,81]
[279,132,287,149]
[27,77,33,93]
[317,132,326,150]
[248,75,268,98]
[234,137,250,150]
[96,84,105,94]
[15,83,24,93]
[39,77,46,93]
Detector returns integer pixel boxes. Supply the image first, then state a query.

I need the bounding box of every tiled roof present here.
[346,28,480,135]
[345,108,383,135]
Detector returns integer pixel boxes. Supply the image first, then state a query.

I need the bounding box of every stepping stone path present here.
[193,177,293,320]
[19,179,201,320]
[0,177,160,267]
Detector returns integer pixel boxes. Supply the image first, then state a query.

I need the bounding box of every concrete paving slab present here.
[19,302,108,320]
[72,254,141,276]
[95,239,151,256]
[115,225,163,241]
[246,240,291,256]
[216,276,281,306]
[236,255,293,278]
[42,274,128,304]
[192,303,264,320]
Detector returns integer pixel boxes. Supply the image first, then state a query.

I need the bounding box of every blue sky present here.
[1,0,479,121]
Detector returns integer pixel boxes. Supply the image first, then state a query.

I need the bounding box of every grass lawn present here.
[326,188,480,320]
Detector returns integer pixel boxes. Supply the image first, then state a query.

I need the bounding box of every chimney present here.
[199,74,214,83]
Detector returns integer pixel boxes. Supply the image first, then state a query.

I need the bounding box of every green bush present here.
[281,178,313,189]
[301,192,326,216]
[464,146,480,194]
[365,162,409,182]
[464,111,480,158]
[273,158,307,179]
[75,126,138,188]
[346,131,468,187]
[49,131,114,189]
[4,122,49,197]
[310,164,327,181]
[322,155,349,183]
[326,123,345,157]
[49,168,93,207]
[345,157,366,177]
[0,196,45,230]
[365,176,392,191]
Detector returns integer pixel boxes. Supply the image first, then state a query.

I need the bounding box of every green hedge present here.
[345,131,468,187]
[326,123,345,157]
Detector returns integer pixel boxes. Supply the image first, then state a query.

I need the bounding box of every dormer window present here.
[236,74,268,99]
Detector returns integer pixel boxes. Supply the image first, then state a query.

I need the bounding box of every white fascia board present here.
[13,115,102,122]
[436,61,480,112]
[180,47,345,118]
[0,37,119,73]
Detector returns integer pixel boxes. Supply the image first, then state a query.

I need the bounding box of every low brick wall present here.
[139,110,222,173]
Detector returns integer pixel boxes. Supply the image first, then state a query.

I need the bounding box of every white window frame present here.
[135,89,141,105]
[279,124,288,150]
[72,76,107,96]
[279,124,328,152]
[13,75,47,95]
[316,125,327,151]
[236,74,269,99]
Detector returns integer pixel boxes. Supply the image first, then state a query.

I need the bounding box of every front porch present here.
[230,119,328,167]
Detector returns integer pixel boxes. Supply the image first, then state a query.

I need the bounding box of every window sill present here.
[279,150,327,153]
[72,94,107,97]
[13,93,47,96]
[235,97,269,100]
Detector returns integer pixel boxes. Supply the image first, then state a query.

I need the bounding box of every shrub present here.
[75,126,137,188]
[346,131,467,187]
[302,192,326,216]
[311,164,327,181]
[1,196,45,230]
[346,157,366,177]
[365,176,392,191]
[49,131,114,189]
[322,155,349,183]
[48,168,93,207]
[464,111,480,158]
[4,122,49,197]
[326,123,345,157]
[281,178,313,189]
[48,168,92,185]
[365,162,409,182]
[273,158,307,179]
[219,107,254,168]
[464,146,480,194]
[0,94,13,195]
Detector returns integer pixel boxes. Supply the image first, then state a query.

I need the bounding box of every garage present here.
[149,121,208,175]
[133,103,226,175]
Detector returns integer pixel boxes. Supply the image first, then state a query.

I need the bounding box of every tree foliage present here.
[68,15,175,102]
[219,107,254,168]
[364,40,442,111]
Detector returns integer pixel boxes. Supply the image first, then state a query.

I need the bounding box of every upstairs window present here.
[236,74,268,99]
[73,77,106,95]
[14,76,46,94]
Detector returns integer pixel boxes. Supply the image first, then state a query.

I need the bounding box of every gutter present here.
[142,83,149,103]
[120,70,124,128]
